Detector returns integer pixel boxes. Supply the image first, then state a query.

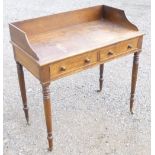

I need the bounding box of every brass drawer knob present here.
[85,58,91,63]
[107,51,114,56]
[127,44,133,49]
[60,66,66,71]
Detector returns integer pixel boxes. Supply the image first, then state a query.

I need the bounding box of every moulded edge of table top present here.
[9,5,144,66]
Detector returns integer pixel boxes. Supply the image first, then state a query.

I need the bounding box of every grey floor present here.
[4,0,151,155]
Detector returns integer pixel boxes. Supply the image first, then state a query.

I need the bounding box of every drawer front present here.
[100,37,139,61]
[50,52,97,79]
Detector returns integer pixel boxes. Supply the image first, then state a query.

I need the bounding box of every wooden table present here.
[9,5,144,151]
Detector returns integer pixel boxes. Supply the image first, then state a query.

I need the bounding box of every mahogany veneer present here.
[9,5,144,151]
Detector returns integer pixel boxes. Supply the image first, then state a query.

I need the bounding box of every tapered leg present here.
[97,64,104,92]
[16,62,29,124]
[41,83,53,151]
[130,52,140,114]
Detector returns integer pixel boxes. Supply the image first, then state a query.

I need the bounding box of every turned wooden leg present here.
[16,62,29,124]
[41,83,53,151]
[97,64,104,92]
[130,52,140,114]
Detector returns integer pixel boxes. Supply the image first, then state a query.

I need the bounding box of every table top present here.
[9,5,143,66]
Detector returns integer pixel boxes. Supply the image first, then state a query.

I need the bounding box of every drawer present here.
[50,52,97,79]
[99,37,139,61]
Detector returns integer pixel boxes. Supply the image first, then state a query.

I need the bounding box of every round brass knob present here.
[85,58,91,63]
[107,51,114,56]
[127,44,133,49]
[60,66,66,71]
